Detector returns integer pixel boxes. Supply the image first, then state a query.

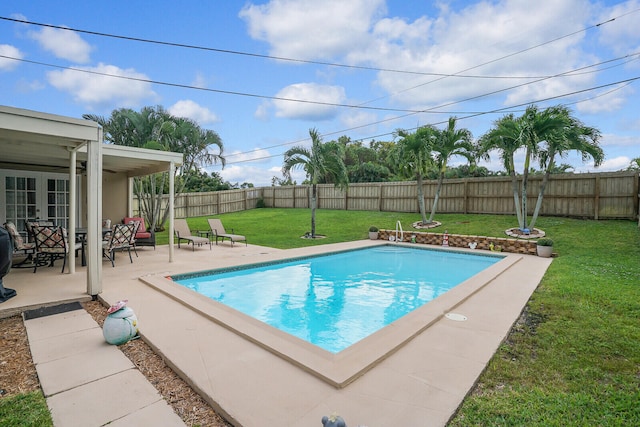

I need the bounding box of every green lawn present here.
[162,209,640,426]
[5,209,638,426]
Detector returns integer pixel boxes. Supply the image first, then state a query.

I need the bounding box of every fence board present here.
[136,171,639,221]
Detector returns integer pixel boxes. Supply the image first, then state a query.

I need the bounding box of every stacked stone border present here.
[378,229,538,255]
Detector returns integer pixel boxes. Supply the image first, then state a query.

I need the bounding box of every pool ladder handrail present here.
[395,220,404,243]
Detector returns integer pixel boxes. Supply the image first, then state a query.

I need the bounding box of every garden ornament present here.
[321,413,346,427]
[103,300,139,345]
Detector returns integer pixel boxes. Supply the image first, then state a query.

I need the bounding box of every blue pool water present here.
[174,246,501,353]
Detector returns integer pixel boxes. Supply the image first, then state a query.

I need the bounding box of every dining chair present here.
[31,225,80,273]
[102,223,136,267]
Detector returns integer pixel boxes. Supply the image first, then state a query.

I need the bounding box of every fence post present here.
[594,175,600,220]
[463,178,468,214]
[345,186,348,210]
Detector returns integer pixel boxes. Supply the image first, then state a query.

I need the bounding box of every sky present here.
[1,0,639,187]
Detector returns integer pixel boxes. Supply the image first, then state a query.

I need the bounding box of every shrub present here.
[369,226,379,232]
[536,238,553,246]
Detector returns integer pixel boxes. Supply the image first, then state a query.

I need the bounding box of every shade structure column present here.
[86,132,103,295]
[169,161,175,263]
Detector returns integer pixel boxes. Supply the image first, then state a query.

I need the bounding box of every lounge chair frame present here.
[174,219,212,251]
[207,218,247,247]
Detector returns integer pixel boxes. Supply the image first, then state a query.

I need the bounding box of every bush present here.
[536,237,553,246]
[369,226,379,232]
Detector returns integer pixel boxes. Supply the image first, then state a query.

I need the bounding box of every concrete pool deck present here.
[1,240,553,426]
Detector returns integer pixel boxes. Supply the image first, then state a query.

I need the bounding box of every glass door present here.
[46,178,70,229]
[4,175,38,240]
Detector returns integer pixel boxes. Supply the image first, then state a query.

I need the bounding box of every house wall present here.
[80,172,129,226]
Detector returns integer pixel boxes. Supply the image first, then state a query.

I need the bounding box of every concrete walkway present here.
[5,241,553,426]
[23,302,185,427]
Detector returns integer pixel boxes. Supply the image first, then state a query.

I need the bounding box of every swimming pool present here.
[173,245,501,353]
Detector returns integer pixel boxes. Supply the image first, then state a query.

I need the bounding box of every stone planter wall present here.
[378,229,538,255]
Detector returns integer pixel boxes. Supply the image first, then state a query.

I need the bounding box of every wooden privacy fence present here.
[135,171,639,221]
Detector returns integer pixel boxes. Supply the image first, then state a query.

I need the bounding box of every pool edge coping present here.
[139,244,523,388]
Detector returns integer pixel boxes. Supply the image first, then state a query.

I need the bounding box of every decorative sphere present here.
[103,307,138,345]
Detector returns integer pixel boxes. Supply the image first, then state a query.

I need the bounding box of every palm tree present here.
[529,106,603,229]
[393,126,437,225]
[481,105,603,232]
[480,113,526,229]
[282,128,348,237]
[84,107,225,230]
[428,117,474,223]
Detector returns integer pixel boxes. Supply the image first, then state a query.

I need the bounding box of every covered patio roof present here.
[0,105,183,295]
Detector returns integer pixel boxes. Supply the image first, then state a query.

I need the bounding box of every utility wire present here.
[221,53,639,159]
[221,76,640,165]
[0,55,425,114]
[0,13,635,80]
[0,15,611,80]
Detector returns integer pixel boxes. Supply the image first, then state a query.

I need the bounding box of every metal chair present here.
[102,223,136,267]
[31,225,80,273]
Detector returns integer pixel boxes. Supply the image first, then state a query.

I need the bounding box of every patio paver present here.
[3,241,552,426]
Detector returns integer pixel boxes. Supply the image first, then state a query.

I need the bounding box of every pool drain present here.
[445,312,468,321]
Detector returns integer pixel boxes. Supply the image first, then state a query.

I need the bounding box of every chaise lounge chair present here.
[3,221,36,268]
[174,219,211,251]
[123,217,156,250]
[207,218,247,247]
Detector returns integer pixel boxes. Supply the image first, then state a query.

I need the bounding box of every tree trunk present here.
[428,171,444,223]
[416,173,428,224]
[510,169,524,229]
[521,148,531,230]
[310,183,317,237]
[529,162,553,231]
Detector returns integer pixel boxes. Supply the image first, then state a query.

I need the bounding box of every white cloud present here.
[241,0,606,111]
[579,155,630,172]
[218,164,278,186]
[576,84,633,114]
[0,44,22,71]
[271,83,346,120]
[374,0,597,108]
[191,72,208,89]
[28,26,92,63]
[339,110,379,135]
[168,100,219,125]
[599,133,639,148]
[47,63,157,109]
[596,0,640,55]
[240,0,386,60]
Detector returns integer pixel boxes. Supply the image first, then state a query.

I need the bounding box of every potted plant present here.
[368,226,379,240]
[536,238,553,257]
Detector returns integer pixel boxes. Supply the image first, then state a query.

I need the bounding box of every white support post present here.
[68,149,77,274]
[86,132,103,295]
[169,161,175,263]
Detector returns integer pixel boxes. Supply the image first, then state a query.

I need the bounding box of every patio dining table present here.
[75,227,112,266]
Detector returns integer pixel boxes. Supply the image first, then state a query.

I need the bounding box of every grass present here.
[0,391,52,426]
[7,209,638,425]
[159,208,640,426]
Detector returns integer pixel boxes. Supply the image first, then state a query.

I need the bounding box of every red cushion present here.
[123,217,146,233]
[135,231,152,239]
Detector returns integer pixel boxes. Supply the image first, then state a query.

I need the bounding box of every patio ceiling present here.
[0,106,183,176]
[1,105,182,295]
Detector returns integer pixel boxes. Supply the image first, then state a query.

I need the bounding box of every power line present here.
[0,55,427,114]
[0,15,606,80]
[221,76,640,166]
[221,53,640,159]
